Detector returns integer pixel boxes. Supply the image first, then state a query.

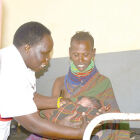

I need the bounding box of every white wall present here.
[1,0,140,57]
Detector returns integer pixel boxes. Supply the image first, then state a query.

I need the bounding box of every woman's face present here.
[69,40,95,72]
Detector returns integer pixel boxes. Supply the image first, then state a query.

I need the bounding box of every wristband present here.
[57,97,63,108]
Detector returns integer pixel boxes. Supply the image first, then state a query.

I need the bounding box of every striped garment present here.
[71,71,130,139]
[40,96,102,123]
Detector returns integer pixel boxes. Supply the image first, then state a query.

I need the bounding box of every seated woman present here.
[50,31,130,140]
[27,31,130,140]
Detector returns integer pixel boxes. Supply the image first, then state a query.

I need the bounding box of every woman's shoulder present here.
[98,73,112,83]
[92,72,113,90]
[54,76,65,87]
[55,75,65,82]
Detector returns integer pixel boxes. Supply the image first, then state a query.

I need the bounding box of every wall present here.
[1,0,140,57]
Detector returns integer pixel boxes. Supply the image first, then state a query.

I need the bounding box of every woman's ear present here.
[92,48,96,60]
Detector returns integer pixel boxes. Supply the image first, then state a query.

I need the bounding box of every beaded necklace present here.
[64,60,98,95]
[70,59,94,77]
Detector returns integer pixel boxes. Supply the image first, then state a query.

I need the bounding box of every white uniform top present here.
[0,45,37,139]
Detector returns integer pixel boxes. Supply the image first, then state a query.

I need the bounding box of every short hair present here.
[70,31,94,48]
[13,21,51,47]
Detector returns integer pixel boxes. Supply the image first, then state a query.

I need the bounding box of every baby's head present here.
[77,96,101,109]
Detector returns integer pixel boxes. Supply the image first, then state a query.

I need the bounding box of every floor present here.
[8,120,140,140]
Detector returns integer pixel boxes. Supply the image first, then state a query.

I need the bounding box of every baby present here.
[26,97,108,140]
[40,96,102,123]
[39,96,106,140]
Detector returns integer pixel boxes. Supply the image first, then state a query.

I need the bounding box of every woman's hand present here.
[96,104,111,115]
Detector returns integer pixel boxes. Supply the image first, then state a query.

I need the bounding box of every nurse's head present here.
[13,21,53,72]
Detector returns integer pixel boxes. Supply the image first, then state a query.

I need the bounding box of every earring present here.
[25,45,30,53]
